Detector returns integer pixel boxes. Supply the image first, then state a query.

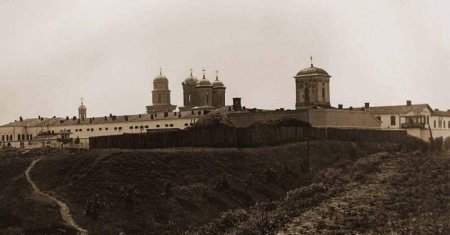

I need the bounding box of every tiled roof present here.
[432,110,450,117]
[1,111,202,128]
[363,104,432,115]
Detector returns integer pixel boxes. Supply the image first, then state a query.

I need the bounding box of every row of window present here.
[1,134,34,142]
[434,120,450,129]
[382,116,450,129]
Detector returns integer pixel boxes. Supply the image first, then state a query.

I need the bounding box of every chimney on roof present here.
[38,115,41,119]
[19,117,23,122]
[338,104,343,109]
[66,116,69,121]
[104,116,107,121]
[406,100,412,106]
[364,102,370,109]
[233,97,242,111]
[349,106,353,110]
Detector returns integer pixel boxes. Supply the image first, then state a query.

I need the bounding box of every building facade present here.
[146,70,177,113]
[294,62,331,109]
[180,69,226,111]
[362,101,450,141]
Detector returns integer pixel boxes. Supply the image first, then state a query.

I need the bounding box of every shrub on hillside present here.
[444,137,450,151]
[402,136,428,153]
[214,176,230,191]
[431,137,444,152]
[263,167,278,183]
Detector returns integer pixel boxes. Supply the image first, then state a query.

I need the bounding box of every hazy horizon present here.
[1,0,450,124]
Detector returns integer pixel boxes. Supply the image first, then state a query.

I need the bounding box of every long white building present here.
[0,70,228,149]
[360,101,450,141]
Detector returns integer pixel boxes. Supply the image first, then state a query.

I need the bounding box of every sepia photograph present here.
[0,0,449,234]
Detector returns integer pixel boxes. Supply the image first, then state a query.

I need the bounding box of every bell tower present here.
[78,98,87,121]
[294,57,331,109]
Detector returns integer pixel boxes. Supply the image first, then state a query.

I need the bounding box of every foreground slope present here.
[19,141,396,234]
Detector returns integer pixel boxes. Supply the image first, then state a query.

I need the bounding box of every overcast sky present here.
[1,0,449,124]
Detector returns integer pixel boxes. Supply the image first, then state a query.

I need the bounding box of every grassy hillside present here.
[19,141,399,234]
[0,150,78,235]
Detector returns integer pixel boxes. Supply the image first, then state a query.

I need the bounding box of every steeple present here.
[202,68,206,79]
[78,98,87,121]
[215,70,219,81]
[310,56,313,67]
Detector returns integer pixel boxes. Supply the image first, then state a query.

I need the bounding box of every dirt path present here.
[278,153,450,234]
[25,159,88,235]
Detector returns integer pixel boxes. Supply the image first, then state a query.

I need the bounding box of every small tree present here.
[431,137,444,152]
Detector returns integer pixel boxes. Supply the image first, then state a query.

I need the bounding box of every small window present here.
[135,126,138,129]
[114,127,117,130]
[376,116,381,121]
[130,126,133,129]
[99,128,102,131]
[390,116,396,126]
[165,124,168,127]
[105,128,109,130]
[156,125,160,128]
[145,125,149,128]
[87,129,90,132]
[185,123,188,127]
[79,129,82,132]
[169,124,173,127]
[91,128,94,131]
[140,126,144,129]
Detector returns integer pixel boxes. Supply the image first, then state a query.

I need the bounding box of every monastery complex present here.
[1,62,449,149]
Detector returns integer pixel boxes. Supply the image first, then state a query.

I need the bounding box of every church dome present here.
[212,79,224,88]
[295,65,330,77]
[184,74,198,85]
[154,74,168,82]
[197,78,212,87]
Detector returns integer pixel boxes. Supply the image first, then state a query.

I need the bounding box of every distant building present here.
[360,101,450,141]
[295,60,331,109]
[180,69,226,111]
[146,70,177,113]
[0,68,228,149]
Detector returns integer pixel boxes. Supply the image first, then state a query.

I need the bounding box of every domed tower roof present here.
[196,69,212,87]
[212,70,225,88]
[295,65,330,78]
[183,69,198,85]
[154,68,168,82]
[295,57,330,78]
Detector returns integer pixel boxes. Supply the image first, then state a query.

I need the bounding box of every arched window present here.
[158,93,161,103]
[322,82,326,100]
[304,86,309,103]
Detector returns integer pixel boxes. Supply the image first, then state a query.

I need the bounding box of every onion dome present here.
[212,70,225,88]
[184,69,198,85]
[295,65,329,77]
[198,78,212,86]
[154,68,168,82]
[196,68,212,87]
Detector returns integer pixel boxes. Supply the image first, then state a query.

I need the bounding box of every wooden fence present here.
[89,126,407,149]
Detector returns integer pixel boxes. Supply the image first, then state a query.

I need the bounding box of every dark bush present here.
[431,137,443,152]
[444,137,450,150]
[214,176,230,191]
[403,136,428,153]
[263,167,278,183]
